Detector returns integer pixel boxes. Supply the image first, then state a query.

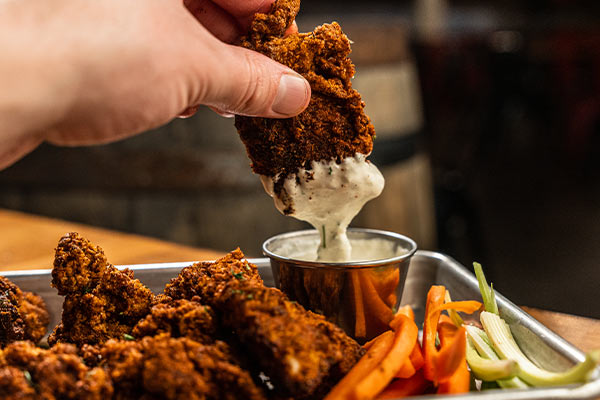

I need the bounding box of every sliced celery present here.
[473,262,498,314]
[481,311,600,386]
[466,337,518,381]
[466,325,529,389]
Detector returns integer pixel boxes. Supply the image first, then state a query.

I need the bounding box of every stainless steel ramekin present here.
[263,228,417,342]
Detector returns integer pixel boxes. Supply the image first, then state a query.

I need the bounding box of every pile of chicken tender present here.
[0,232,363,400]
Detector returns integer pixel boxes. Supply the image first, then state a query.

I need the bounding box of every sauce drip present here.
[261,154,385,262]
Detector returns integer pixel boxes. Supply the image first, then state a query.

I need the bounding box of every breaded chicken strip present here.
[0,340,113,400]
[0,276,49,347]
[49,233,154,346]
[235,0,375,181]
[132,298,217,344]
[98,334,266,400]
[216,281,363,399]
[163,249,262,306]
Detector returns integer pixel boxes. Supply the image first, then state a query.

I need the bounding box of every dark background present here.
[1,0,599,317]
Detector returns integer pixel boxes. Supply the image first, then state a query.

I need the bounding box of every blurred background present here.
[1,0,599,317]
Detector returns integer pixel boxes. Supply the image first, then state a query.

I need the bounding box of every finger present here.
[198,43,310,118]
[183,0,242,44]
[208,106,235,118]
[208,0,272,29]
[177,105,200,119]
[285,20,298,36]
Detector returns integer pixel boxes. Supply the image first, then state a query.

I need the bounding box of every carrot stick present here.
[360,273,395,337]
[376,370,430,399]
[437,360,470,394]
[396,305,415,320]
[433,300,482,315]
[434,321,467,383]
[395,357,416,379]
[350,271,367,340]
[352,315,419,400]
[324,331,395,400]
[409,342,424,371]
[422,285,446,382]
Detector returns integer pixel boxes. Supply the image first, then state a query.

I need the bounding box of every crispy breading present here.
[132,298,217,344]
[235,0,375,181]
[216,281,364,399]
[99,334,266,400]
[52,232,109,296]
[49,234,154,346]
[163,249,262,306]
[0,276,49,347]
[0,341,113,399]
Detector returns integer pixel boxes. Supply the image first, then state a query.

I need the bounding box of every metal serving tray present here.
[3,250,599,400]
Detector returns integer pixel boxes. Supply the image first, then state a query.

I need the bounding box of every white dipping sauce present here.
[272,236,408,262]
[261,154,385,262]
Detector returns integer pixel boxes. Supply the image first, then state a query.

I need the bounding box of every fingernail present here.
[271,73,310,116]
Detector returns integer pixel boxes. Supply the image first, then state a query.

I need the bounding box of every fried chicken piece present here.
[132,298,217,344]
[235,0,375,180]
[0,341,113,400]
[49,233,154,346]
[0,276,49,347]
[52,232,110,296]
[216,281,364,399]
[99,334,266,400]
[163,249,262,306]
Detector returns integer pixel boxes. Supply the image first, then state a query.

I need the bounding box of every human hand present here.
[0,0,309,167]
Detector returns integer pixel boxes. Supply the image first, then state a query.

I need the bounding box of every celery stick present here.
[473,262,498,314]
[466,325,529,389]
[481,311,600,386]
[466,337,518,381]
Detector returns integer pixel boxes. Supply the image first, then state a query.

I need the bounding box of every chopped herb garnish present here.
[392,306,398,314]
[245,266,251,271]
[246,294,254,300]
[123,333,135,341]
[231,268,245,280]
[83,286,91,294]
[23,370,33,385]
[230,289,244,295]
[321,225,326,248]
[328,166,333,175]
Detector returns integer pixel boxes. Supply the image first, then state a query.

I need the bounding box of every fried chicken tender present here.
[216,281,364,399]
[234,0,375,180]
[163,249,262,306]
[49,233,154,346]
[99,334,266,400]
[0,276,49,347]
[132,298,217,344]
[0,340,113,400]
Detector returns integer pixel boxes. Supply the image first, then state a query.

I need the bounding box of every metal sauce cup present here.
[263,228,417,342]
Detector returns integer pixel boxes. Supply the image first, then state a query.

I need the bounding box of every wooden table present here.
[1,208,598,353]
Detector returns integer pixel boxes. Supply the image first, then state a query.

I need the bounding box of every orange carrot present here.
[408,342,424,371]
[352,315,419,400]
[324,331,394,400]
[422,285,446,383]
[433,300,482,315]
[390,305,415,330]
[360,273,395,337]
[368,268,400,304]
[350,271,367,340]
[434,320,467,383]
[376,370,430,399]
[437,360,470,394]
[436,321,470,394]
[394,342,423,379]
[395,357,416,379]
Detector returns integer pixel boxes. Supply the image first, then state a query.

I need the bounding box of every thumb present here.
[198,43,311,118]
